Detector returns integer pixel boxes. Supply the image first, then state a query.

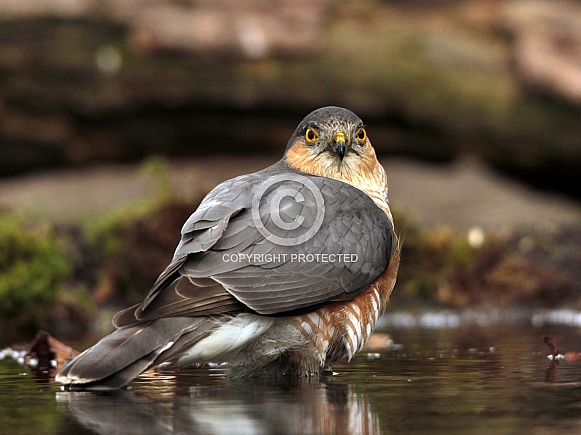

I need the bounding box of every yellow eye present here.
[305,128,319,143]
[356,127,367,143]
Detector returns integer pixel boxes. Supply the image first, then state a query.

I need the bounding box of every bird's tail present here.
[56,317,217,390]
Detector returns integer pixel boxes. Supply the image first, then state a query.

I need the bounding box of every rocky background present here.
[0,0,580,343]
[1,0,581,196]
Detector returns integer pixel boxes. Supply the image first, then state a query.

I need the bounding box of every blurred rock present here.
[0,0,91,18]
[503,1,581,107]
[115,0,331,58]
[0,0,580,198]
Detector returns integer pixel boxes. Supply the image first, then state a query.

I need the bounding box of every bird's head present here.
[284,106,383,187]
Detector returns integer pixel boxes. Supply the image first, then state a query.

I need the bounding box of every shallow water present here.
[2,311,581,434]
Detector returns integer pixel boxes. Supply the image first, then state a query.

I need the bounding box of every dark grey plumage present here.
[56,106,396,390]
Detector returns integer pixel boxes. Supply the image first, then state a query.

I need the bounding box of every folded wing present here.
[115,164,394,326]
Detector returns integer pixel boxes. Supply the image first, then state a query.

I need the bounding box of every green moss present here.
[0,213,70,321]
[393,213,477,306]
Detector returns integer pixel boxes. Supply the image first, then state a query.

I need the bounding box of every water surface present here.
[2,311,581,434]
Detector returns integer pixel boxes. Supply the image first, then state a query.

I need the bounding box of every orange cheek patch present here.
[285,139,319,175]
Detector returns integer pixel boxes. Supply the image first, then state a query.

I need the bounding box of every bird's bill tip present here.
[333,140,347,161]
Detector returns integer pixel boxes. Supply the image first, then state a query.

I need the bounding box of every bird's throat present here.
[285,142,390,218]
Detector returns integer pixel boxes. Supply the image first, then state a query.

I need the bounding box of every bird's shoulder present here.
[190,160,384,221]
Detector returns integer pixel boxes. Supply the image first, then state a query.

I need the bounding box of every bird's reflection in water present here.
[56,368,381,434]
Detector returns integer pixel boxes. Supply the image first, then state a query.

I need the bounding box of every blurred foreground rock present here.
[0,0,580,197]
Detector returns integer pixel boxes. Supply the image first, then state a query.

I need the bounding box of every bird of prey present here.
[56,106,400,390]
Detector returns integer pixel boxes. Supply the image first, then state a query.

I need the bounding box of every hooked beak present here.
[333,131,347,161]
